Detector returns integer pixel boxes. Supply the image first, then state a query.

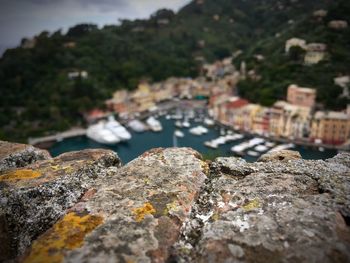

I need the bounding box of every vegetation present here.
[0,0,349,141]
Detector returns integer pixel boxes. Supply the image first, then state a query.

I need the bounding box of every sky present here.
[0,0,190,54]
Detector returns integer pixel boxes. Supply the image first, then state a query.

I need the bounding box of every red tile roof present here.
[226,99,249,109]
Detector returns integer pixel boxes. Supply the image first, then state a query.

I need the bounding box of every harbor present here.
[49,115,338,163]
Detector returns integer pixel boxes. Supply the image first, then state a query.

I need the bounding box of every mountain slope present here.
[0,0,348,141]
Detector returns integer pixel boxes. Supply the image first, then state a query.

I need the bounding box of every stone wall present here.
[0,141,349,263]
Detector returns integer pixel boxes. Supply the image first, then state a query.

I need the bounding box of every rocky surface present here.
[257,149,302,162]
[0,141,51,173]
[0,147,121,261]
[0,140,349,263]
[174,154,350,263]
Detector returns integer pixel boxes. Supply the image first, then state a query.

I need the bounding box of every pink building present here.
[287,84,316,108]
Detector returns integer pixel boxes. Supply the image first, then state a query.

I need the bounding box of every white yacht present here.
[146,116,163,132]
[86,122,120,145]
[175,120,183,128]
[204,141,219,149]
[247,150,259,157]
[175,130,185,138]
[128,119,146,133]
[105,116,132,141]
[189,125,208,136]
[255,145,268,152]
[182,115,191,128]
[182,120,190,128]
[204,118,215,126]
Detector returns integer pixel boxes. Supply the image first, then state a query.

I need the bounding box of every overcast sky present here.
[0,0,190,53]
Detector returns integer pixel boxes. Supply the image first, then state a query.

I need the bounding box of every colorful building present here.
[304,43,327,65]
[270,101,311,139]
[311,110,350,145]
[287,84,316,108]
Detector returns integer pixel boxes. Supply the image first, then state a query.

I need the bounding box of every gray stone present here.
[0,140,51,173]
[21,148,208,263]
[0,148,121,261]
[175,152,350,263]
[258,150,302,163]
[1,144,349,263]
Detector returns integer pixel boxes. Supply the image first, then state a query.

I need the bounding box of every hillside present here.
[0,0,348,141]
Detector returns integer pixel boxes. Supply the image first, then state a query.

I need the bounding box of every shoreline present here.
[28,100,349,152]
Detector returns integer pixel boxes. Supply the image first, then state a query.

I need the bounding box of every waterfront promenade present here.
[28,128,86,146]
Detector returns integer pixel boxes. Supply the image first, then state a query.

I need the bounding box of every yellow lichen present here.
[0,169,42,182]
[243,199,260,211]
[62,165,74,173]
[23,212,103,263]
[50,165,60,171]
[211,212,220,221]
[163,200,179,215]
[132,203,156,222]
[201,160,210,175]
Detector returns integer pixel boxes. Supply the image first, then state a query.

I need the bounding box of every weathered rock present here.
[0,141,51,173]
[258,149,302,162]
[21,147,208,263]
[175,152,350,263]
[2,143,350,263]
[0,148,121,261]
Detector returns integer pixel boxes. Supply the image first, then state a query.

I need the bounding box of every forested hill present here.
[0,0,349,141]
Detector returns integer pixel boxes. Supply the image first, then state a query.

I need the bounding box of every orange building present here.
[287,84,316,108]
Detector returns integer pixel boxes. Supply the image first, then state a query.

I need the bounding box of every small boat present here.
[175,130,185,138]
[128,119,146,133]
[189,127,203,136]
[198,125,208,134]
[175,120,183,128]
[248,138,265,147]
[265,141,276,147]
[255,145,268,152]
[182,120,190,128]
[220,128,226,136]
[146,117,163,132]
[189,125,208,136]
[105,116,132,141]
[87,122,120,145]
[231,144,249,153]
[172,109,183,120]
[318,147,325,152]
[213,137,226,145]
[247,150,259,157]
[204,141,218,149]
[165,115,171,120]
[204,118,215,126]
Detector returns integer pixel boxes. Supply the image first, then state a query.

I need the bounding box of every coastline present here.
[28,100,349,153]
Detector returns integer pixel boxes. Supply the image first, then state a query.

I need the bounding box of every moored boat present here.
[105,116,132,141]
[146,116,163,132]
[86,122,121,145]
[128,119,147,133]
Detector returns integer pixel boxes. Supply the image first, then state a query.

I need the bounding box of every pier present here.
[28,128,86,147]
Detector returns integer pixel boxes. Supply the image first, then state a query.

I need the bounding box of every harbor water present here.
[50,116,338,163]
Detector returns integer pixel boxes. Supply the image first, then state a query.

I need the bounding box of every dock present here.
[28,128,86,146]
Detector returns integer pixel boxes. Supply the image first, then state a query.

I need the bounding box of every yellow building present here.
[106,90,129,114]
[270,101,311,139]
[130,83,155,113]
[311,111,350,145]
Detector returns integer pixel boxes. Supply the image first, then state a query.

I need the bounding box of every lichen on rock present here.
[0,143,121,262]
[23,212,103,263]
[0,141,51,173]
[1,140,349,263]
